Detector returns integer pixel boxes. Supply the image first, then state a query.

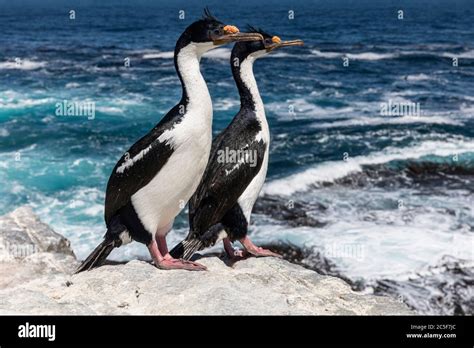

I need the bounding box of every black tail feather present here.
[75,239,116,273]
[171,224,225,260]
[170,238,204,260]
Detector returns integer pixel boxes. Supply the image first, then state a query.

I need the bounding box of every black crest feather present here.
[246,25,272,39]
[203,7,218,22]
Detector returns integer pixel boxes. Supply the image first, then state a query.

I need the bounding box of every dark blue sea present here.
[1,0,473,314]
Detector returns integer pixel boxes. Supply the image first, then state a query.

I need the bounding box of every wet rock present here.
[254,195,327,227]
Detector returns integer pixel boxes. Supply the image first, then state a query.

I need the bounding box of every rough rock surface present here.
[0,206,77,290]
[0,206,413,315]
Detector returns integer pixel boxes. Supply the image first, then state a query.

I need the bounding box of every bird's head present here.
[177,8,263,55]
[232,26,304,61]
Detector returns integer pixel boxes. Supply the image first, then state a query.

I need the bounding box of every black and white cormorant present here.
[170,28,303,261]
[76,11,263,272]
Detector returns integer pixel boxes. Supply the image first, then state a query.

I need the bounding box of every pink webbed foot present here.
[240,236,282,258]
[156,257,207,271]
[148,238,207,271]
[245,246,282,258]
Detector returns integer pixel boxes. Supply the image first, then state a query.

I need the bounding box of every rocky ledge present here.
[0,206,412,315]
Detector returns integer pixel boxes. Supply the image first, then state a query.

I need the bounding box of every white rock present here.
[0,206,413,315]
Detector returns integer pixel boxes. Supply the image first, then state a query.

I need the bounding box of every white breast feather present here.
[236,51,270,222]
[130,42,214,235]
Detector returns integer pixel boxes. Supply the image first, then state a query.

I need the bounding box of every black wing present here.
[104,119,176,225]
[188,116,266,235]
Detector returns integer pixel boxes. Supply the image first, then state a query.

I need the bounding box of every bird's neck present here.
[174,42,213,114]
[232,55,265,120]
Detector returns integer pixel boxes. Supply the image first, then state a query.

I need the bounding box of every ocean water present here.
[1,0,473,314]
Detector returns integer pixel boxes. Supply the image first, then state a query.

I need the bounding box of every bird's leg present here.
[239,236,281,258]
[155,236,207,271]
[153,224,207,271]
[223,237,246,260]
[156,235,170,258]
[147,239,164,265]
[155,222,174,260]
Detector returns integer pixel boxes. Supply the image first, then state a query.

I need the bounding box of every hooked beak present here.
[265,39,304,52]
[212,25,264,45]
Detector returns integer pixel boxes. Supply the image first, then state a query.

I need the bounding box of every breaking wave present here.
[264,140,474,196]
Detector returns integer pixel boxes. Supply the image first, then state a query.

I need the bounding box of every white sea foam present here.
[441,50,474,59]
[96,106,124,114]
[214,98,239,111]
[252,218,473,280]
[388,90,424,97]
[142,48,232,60]
[0,91,54,110]
[202,47,231,60]
[83,204,104,217]
[252,183,474,281]
[0,59,47,70]
[263,139,474,196]
[65,82,80,88]
[216,81,233,88]
[0,129,9,137]
[268,52,302,59]
[311,50,397,60]
[142,51,174,59]
[312,48,474,61]
[310,88,345,98]
[460,103,474,115]
[87,95,146,115]
[312,115,462,129]
[404,73,432,81]
[347,52,397,60]
[267,98,354,120]
[112,95,148,105]
[311,50,341,58]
